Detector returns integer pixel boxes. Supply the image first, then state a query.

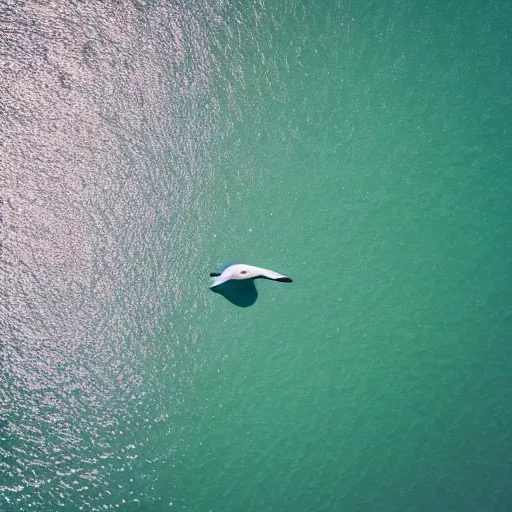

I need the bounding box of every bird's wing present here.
[210,273,232,288]
[251,266,293,282]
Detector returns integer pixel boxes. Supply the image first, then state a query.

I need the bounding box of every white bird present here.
[210,264,293,288]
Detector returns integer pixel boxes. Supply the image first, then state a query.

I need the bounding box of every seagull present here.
[210,264,293,288]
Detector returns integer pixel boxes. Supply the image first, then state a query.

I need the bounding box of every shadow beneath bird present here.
[210,279,258,308]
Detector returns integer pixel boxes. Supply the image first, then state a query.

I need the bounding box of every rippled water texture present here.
[1,2,227,509]
[2,1,512,511]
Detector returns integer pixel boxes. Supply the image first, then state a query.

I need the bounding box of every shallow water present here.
[1,1,511,510]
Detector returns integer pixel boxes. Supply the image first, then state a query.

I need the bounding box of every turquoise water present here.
[2,1,511,510]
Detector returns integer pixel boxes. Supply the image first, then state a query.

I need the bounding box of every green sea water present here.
[1,1,511,511]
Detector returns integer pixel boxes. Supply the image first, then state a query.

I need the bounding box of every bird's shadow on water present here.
[210,280,258,308]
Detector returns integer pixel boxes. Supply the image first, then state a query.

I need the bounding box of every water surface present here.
[1,1,511,510]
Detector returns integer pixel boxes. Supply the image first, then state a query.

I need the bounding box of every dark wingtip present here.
[276,277,293,283]
[210,272,221,277]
